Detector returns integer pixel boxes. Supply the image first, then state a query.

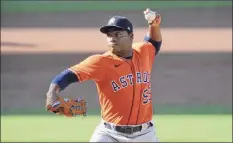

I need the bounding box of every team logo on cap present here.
[109,18,116,25]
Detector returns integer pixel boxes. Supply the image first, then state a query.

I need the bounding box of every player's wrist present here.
[149,24,161,31]
[149,23,160,27]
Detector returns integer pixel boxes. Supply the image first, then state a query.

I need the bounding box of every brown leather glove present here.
[46,96,87,117]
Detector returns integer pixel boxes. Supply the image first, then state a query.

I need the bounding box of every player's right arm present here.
[46,55,103,106]
[134,9,162,59]
[143,9,162,56]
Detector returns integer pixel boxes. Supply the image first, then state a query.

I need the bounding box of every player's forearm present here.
[148,25,162,42]
[46,69,79,105]
[46,83,60,105]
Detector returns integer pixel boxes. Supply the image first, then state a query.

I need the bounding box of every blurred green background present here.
[1,1,232,142]
[1,1,231,13]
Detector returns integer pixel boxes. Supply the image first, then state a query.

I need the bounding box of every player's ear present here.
[129,32,134,39]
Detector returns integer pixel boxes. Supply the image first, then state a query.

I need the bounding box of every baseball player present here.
[46,8,162,142]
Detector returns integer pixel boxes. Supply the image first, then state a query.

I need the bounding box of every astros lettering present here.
[111,72,150,92]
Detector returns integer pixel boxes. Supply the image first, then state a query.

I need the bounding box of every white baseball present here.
[145,11,156,22]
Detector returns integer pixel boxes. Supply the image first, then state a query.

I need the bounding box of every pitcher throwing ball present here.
[46,8,162,142]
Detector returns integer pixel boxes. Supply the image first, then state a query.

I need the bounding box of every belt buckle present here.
[124,126,134,134]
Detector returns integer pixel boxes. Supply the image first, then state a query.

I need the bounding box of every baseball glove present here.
[46,96,87,117]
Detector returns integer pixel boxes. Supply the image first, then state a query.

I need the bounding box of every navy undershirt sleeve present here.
[51,69,79,91]
[144,35,162,55]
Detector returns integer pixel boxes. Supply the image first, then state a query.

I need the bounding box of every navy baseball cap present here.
[100,16,133,34]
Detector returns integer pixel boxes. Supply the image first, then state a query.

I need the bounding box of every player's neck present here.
[110,48,133,58]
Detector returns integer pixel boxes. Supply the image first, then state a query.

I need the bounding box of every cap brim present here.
[100,25,125,34]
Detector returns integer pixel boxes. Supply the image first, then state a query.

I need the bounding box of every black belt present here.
[104,122,153,134]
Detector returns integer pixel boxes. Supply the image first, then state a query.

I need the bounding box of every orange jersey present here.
[69,41,156,125]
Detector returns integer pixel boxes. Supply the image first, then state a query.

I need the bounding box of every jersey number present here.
[142,86,152,104]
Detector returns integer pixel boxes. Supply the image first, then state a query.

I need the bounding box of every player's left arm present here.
[143,8,162,55]
[46,55,103,106]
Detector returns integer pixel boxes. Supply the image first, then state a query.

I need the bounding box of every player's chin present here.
[109,44,121,50]
[108,43,118,47]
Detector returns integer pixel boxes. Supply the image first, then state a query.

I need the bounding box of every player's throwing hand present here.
[144,8,161,26]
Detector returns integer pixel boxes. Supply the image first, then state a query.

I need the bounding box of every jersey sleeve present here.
[68,55,104,82]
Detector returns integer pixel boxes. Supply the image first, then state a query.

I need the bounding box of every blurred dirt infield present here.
[1,8,232,114]
[1,28,232,53]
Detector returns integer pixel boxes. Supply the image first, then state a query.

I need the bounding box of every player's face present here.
[106,30,133,51]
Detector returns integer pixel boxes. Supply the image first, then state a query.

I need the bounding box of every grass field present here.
[1,1,231,13]
[1,115,232,142]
